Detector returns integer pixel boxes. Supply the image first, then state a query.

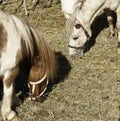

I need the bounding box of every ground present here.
[0,0,120,121]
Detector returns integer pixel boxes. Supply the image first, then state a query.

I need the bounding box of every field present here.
[0,0,120,121]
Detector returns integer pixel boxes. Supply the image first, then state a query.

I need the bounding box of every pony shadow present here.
[0,60,30,102]
[84,12,117,53]
[14,58,31,103]
[40,52,71,102]
[54,52,71,82]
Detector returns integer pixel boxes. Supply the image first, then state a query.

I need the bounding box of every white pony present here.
[61,0,120,58]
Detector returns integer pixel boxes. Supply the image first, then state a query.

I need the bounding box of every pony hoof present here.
[107,32,115,38]
[3,111,16,121]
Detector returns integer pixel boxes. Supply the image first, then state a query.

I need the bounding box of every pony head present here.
[26,27,57,101]
[67,8,92,58]
[28,56,47,101]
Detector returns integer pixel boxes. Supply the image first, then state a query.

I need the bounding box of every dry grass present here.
[0,0,120,121]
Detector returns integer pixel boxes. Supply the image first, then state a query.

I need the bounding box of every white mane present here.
[0,11,34,57]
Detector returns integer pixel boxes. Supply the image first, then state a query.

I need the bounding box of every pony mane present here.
[0,11,34,57]
[30,27,57,80]
[66,0,85,36]
[10,15,34,57]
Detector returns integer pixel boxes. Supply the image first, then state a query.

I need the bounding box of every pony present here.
[61,0,120,58]
[0,10,57,121]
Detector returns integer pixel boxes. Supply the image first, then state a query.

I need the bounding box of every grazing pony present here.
[61,0,120,58]
[0,10,57,121]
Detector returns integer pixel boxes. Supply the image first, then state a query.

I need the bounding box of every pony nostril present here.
[73,37,78,40]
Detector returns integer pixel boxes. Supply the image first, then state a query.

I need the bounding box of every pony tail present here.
[30,27,57,80]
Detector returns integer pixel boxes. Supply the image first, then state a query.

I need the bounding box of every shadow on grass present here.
[84,11,117,53]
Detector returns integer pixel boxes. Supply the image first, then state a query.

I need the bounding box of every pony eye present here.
[75,24,81,29]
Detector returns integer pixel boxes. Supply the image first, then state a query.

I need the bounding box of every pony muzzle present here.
[68,44,84,59]
[28,74,48,101]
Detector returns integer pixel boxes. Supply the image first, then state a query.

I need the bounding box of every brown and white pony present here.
[61,0,120,58]
[0,10,57,121]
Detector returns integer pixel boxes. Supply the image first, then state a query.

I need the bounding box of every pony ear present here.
[63,12,71,19]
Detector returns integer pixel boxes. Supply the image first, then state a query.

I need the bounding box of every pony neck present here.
[77,0,105,25]
[75,0,106,37]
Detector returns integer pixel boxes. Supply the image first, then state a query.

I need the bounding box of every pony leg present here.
[105,9,115,37]
[1,67,19,121]
[116,6,120,53]
[107,15,115,37]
